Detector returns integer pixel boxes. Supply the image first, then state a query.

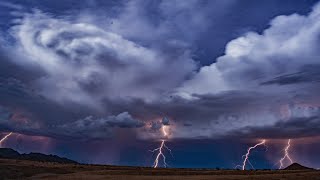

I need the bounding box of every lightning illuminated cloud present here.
[238,139,266,170]
[0,132,13,147]
[279,139,293,169]
[150,126,172,168]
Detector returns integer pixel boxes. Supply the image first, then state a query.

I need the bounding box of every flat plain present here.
[0,158,319,180]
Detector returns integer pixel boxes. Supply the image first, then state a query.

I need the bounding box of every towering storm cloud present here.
[180,3,320,95]
[10,11,196,106]
[168,2,320,139]
[0,0,319,139]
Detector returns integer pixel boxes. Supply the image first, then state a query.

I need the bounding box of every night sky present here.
[0,0,320,169]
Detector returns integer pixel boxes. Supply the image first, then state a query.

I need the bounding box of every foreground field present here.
[0,158,319,180]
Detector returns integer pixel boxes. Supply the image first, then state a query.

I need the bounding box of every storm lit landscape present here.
[1,0,320,179]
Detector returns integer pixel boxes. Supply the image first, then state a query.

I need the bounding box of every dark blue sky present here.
[0,0,320,169]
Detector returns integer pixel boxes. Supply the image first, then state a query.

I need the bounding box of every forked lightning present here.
[151,126,172,168]
[279,139,293,169]
[239,139,266,170]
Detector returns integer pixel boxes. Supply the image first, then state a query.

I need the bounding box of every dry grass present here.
[0,158,319,180]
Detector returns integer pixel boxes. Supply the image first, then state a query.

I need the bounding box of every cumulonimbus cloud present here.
[179,2,320,95]
[1,1,320,141]
[10,10,196,108]
[167,2,320,139]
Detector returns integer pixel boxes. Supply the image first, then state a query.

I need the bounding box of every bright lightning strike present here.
[162,126,168,137]
[150,126,172,168]
[279,139,293,169]
[0,132,13,147]
[240,139,266,170]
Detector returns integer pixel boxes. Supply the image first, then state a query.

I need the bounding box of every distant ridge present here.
[0,148,77,164]
[284,163,313,170]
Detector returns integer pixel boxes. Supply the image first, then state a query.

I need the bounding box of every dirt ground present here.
[0,158,319,180]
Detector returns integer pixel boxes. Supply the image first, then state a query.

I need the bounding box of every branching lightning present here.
[279,139,293,169]
[0,132,13,147]
[240,139,266,170]
[150,126,172,168]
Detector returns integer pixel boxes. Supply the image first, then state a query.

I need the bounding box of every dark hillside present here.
[0,148,77,164]
[284,163,313,170]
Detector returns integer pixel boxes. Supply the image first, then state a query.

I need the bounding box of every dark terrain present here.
[284,163,314,170]
[0,148,76,164]
[0,148,319,180]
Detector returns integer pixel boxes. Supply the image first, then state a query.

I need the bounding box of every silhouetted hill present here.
[0,148,77,164]
[0,148,20,158]
[285,163,313,170]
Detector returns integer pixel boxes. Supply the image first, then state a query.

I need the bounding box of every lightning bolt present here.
[150,126,172,168]
[279,139,293,169]
[0,132,13,147]
[239,139,266,170]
